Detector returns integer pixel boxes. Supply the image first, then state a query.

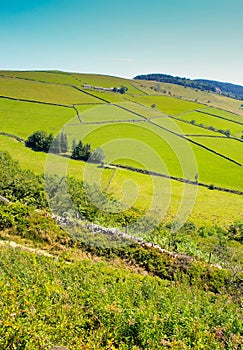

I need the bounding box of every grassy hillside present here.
[1,243,242,350]
[0,152,242,348]
[135,78,243,116]
[0,70,243,229]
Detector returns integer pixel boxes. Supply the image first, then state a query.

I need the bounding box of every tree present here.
[119,86,128,94]
[89,147,105,164]
[60,131,68,153]
[82,143,92,161]
[50,134,61,154]
[71,141,91,161]
[151,104,156,109]
[71,140,84,160]
[26,131,53,152]
[72,138,77,151]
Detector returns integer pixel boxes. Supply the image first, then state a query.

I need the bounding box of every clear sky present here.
[1,0,243,85]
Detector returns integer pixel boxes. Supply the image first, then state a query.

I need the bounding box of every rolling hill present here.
[0,70,242,226]
[0,70,242,349]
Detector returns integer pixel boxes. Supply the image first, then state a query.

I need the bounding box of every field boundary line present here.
[0,131,25,143]
[196,109,243,126]
[110,103,242,167]
[0,95,72,108]
[106,163,243,196]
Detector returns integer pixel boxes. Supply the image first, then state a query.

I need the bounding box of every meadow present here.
[0,70,243,227]
[0,70,78,85]
[0,76,101,105]
[136,78,243,116]
[179,111,243,137]
[1,134,243,226]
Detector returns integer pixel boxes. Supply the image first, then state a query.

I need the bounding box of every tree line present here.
[25,130,105,163]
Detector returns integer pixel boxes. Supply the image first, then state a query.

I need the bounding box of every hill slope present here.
[134,73,243,100]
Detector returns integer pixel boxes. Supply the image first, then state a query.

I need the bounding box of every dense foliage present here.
[134,73,243,100]
[1,247,242,349]
[0,150,243,348]
[25,130,54,152]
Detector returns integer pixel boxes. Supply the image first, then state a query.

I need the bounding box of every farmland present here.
[0,70,242,227]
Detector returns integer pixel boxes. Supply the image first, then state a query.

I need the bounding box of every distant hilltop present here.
[134,73,243,101]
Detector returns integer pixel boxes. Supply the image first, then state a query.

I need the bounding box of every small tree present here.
[89,147,105,164]
[82,143,92,161]
[72,138,77,151]
[50,134,61,154]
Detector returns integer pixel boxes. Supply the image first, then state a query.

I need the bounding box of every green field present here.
[133,95,204,115]
[0,70,78,85]
[190,136,243,165]
[0,70,243,227]
[0,76,101,105]
[77,103,145,123]
[0,98,77,138]
[135,78,243,116]
[1,134,243,226]
[151,116,220,136]
[64,120,243,190]
[179,111,243,137]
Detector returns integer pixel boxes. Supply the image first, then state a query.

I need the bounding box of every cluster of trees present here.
[25,131,105,164]
[71,140,105,163]
[25,130,69,153]
[134,73,243,100]
[25,131,54,152]
[113,86,128,94]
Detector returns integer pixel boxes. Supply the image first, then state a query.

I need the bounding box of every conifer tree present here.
[60,131,68,153]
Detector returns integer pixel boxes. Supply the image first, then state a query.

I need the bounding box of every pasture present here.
[180,111,243,137]
[1,134,243,226]
[0,76,102,105]
[135,78,243,116]
[0,98,76,138]
[65,121,243,191]
[0,70,242,226]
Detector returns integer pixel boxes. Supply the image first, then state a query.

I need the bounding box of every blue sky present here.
[1,0,243,85]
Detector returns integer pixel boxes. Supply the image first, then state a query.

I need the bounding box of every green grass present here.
[0,70,78,85]
[135,79,243,116]
[0,99,77,139]
[200,107,243,125]
[190,137,243,165]
[179,111,243,137]
[151,116,220,136]
[1,246,242,349]
[73,73,147,95]
[77,104,144,123]
[133,95,204,115]
[1,135,243,226]
[0,77,102,105]
[84,90,128,103]
[65,121,243,191]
